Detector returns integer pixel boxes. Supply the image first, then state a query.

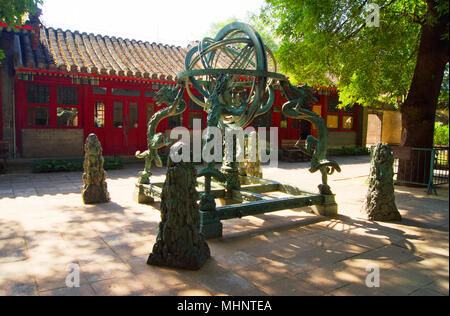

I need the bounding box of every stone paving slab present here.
[0,158,448,296]
[0,238,28,263]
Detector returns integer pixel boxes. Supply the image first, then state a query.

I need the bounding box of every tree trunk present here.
[398,1,449,184]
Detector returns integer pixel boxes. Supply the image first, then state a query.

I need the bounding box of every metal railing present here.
[430,147,450,193]
[393,147,449,195]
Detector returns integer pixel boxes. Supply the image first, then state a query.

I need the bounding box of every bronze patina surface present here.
[140,22,341,238]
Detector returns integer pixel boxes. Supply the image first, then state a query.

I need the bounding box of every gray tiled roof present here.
[17,27,192,81]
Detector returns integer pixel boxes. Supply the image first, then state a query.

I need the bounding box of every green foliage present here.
[104,157,124,170]
[205,16,280,53]
[328,146,371,156]
[32,157,123,173]
[437,64,449,124]
[280,145,370,161]
[0,0,41,25]
[438,63,449,111]
[258,0,449,109]
[434,123,449,146]
[0,0,42,60]
[205,17,240,39]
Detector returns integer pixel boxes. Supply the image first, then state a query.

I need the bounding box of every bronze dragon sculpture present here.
[280,80,341,195]
[136,85,187,184]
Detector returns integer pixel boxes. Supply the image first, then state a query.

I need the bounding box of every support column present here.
[222,133,241,193]
[313,194,338,217]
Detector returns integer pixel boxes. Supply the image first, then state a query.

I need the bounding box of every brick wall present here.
[328,131,358,148]
[21,129,84,158]
[1,32,15,158]
[367,110,402,146]
[367,114,382,145]
[381,110,402,145]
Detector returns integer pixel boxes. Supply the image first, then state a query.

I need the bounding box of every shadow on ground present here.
[0,158,448,296]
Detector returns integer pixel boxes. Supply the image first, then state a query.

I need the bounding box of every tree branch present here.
[341,0,397,42]
[389,10,426,25]
[333,0,370,34]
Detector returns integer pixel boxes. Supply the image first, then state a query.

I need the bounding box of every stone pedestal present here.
[199,194,222,239]
[313,194,338,217]
[221,165,241,192]
[133,184,155,204]
[82,184,110,205]
[222,134,241,192]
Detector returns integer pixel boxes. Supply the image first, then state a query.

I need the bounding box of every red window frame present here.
[325,95,358,132]
[186,92,205,130]
[23,80,82,130]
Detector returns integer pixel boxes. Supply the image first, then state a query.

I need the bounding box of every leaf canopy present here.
[0,0,42,60]
[258,0,449,108]
[0,0,41,26]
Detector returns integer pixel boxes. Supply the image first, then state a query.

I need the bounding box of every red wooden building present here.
[1,21,365,160]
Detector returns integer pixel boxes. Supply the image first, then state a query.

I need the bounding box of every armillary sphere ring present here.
[178,22,284,129]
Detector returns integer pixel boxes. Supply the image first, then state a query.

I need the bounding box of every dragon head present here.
[155,85,181,107]
[293,84,318,106]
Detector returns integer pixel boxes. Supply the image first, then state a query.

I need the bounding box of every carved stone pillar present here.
[81,134,110,204]
[363,143,402,221]
[148,159,210,270]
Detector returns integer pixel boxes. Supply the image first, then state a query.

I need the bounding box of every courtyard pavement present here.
[0,156,448,296]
